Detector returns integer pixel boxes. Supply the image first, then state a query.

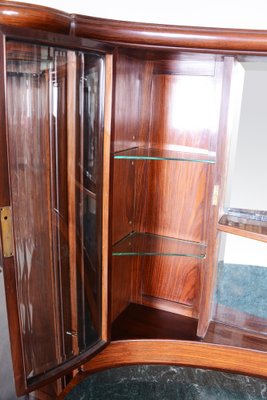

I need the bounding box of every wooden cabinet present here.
[1,1,267,397]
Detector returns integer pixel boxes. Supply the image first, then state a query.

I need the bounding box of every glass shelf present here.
[113,147,216,164]
[218,208,267,243]
[112,232,206,258]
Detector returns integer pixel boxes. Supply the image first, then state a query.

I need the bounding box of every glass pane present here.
[112,232,206,258]
[213,233,267,335]
[76,54,104,351]
[225,61,267,212]
[6,41,105,379]
[114,147,215,163]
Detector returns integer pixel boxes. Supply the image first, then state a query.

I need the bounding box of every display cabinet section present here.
[213,232,267,337]
[223,60,267,213]
[112,232,206,257]
[5,40,105,380]
[110,51,226,333]
[114,147,216,163]
[218,209,267,243]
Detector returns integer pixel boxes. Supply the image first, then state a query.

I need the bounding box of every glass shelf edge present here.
[112,252,206,258]
[113,147,216,164]
[114,154,215,164]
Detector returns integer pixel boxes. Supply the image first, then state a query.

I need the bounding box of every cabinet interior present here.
[110,49,267,348]
[110,49,222,338]
[3,27,267,396]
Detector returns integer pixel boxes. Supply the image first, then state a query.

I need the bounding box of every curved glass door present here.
[5,41,106,380]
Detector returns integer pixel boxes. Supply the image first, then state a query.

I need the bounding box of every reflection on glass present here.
[225,61,267,212]
[112,232,206,258]
[6,41,104,379]
[114,147,216,164]
[76,54,104,352]
[214,233,267,334]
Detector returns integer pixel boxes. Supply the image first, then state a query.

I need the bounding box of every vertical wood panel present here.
[67,51,78,354]
[102,54,113,341]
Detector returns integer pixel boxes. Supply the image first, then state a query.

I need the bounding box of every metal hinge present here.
[212,185,219,206]
[0,207,14,258]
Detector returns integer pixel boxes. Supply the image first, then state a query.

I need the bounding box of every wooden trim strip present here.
[74,15,267,52]
[82,340,267,378]
[67,51,79,355]
[1,2,267,53]
[101,54,113,342]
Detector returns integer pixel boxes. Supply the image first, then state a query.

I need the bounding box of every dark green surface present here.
[65,365,267,399]
[215,263,267,319]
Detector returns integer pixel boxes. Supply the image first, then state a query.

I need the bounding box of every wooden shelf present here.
[111,303,199,341]
[218,211,267,243]
[113,147,216,164]
[112,232,206,258]
[205,320,267,353]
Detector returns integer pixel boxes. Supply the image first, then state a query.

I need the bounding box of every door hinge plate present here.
[0,207,14,258]
[212,185,219,206]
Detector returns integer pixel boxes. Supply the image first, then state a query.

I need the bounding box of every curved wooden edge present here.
[0,0,70,34]
[84,340,267,377]
[57,340,267,398]
[73,15,267,52]
[1,1,267,52]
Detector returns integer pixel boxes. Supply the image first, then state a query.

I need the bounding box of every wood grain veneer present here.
[2,1,267,396]
[0,0,70,33]
[74,15,267,53]
[67,51,79,355]
[2,1,267,55]
[81,340,267,378]
[111,303,198,341]
[102,53,113,341]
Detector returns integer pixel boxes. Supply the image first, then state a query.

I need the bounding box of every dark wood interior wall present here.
[136,55,222,318]
[110,51,153,321]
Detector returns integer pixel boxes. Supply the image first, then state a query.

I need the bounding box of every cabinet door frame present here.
[0,26,113,396]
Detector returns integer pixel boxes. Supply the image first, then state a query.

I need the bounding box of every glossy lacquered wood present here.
[111,303,198,340]
[81,340,267,378]
[0,0,70,33]
[74,15,267,53]
[2,1,267,54]
[1,1,267,396]
[218,214,267,243]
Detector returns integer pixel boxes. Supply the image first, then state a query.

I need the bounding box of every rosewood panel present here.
[73,15,267,53]
[111,303,198,340]
[0,0,70,33]
[82,340,267,378]
[142,257,201,314]
[139,161,209,241]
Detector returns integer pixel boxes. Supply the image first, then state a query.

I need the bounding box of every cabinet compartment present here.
[110,50,226,335]
[5,41,106,380]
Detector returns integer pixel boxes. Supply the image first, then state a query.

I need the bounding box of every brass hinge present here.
[0,207,14,258]
[212,185,219,206]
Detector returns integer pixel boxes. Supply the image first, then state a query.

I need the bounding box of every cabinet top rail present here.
[1,1,267,53]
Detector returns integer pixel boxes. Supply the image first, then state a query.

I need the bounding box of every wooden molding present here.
[0,0,70,33]
[1,1,267,52]
[82,340,267,378]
